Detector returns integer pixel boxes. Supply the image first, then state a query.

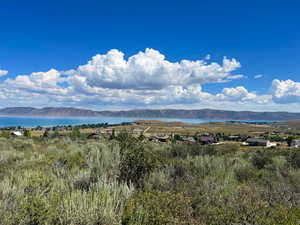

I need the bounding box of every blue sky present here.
[0,0,300,111]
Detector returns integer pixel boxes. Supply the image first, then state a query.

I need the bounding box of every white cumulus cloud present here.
[271,79,300,104]
[76,48,242,90]
[0,70,8,76]
[216,86,272,104]
[5,69,68,95]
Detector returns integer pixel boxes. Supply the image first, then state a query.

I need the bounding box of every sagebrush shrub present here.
[251,151,273,170]
[119,144,160,188]
[122,191,192,225]
[234,167,259,183]
[286,149,300,169]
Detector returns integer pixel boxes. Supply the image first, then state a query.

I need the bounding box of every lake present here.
[0,116,274,128]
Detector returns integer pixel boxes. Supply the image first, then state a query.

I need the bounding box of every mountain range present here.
[0,107,300,121]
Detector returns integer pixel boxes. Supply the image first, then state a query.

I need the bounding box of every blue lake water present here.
[0,116,274,128]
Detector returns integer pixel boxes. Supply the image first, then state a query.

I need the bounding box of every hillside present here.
[0,107,101,117]
[274,119,300,130]
[1,107,300,121]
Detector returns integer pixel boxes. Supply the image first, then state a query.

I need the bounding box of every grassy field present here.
[1,130,300,225]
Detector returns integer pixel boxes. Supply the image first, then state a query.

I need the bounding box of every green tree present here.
[287,136,296,147]
[52,130,60,138]
[71,127,81,138]
[251,151,273,170]
[24,129,32,138]
[287,150,300,169]
[42,130,50,138]
[118,135,160,188]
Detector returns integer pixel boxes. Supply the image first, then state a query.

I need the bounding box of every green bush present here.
[122,191,192,225]
[16,193,60,225]
[215,144,239,155]
[70,127,81,139]
[170,143,216,158]
[24,130,32,138]
[116,131,137,151]
[23,171,53,195]
[0,131,10,138]
[251,151,273,169]
[198,204,300,225]
[119,144,160,188]
[2,133,300,225]
[234,167,260,183]
[286,149,300,169]
[51,151,87,170]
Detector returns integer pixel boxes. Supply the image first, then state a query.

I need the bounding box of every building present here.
[199,136,216,145]
[291,139,300,148]
[246,138,276,148]
[11,131,23,137]
[87,133,100,140]
[199,136,215,145]
[154,134,169,142]
[182,136,196,144]
[132,128,143,134]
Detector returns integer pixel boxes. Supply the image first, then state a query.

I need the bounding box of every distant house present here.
[199,136,215,145]
[154,135,170,142]
[246,138,276,148]
[87,133,100,140]
[228,135,240,141]
[291,139,300,148]
[182,136,196,144]
[132,128,143,134]
[11,131,23,137]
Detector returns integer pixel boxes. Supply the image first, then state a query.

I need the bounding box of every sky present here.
[0,0,300,111]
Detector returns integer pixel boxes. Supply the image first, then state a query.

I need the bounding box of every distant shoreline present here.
[0,116,278,129]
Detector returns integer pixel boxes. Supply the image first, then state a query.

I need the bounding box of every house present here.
[182,136,196,144]
[87,133,100,140]
[199,136,215,145]
[291,139,300,148]
[11,131,23,137]
[228,135,240,141]
[246,138,276,148]
[154,134,170,142]
[132,128,143,134]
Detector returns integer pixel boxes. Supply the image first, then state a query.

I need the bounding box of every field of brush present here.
[1,132,300,225]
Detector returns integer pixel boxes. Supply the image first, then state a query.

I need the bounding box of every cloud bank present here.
[0,48,299,111]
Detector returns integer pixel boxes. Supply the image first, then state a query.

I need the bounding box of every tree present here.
[71,127,81,138]
[287,136,296,147]
[110,129,116,140]
[42,130,50,138]
[24,129,32,138]
[251,151,273,170]
[117,132,160,188]
[52,130,60,138]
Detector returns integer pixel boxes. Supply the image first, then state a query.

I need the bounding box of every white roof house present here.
[11,131,23,137]
[246,138,277,148]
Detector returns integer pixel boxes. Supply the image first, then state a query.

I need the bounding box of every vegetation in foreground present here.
[1,132,300,225]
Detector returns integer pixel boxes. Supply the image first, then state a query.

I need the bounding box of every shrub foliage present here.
[0,133,300,225]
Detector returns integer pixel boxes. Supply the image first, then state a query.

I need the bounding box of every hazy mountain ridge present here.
[1,107,300,121]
